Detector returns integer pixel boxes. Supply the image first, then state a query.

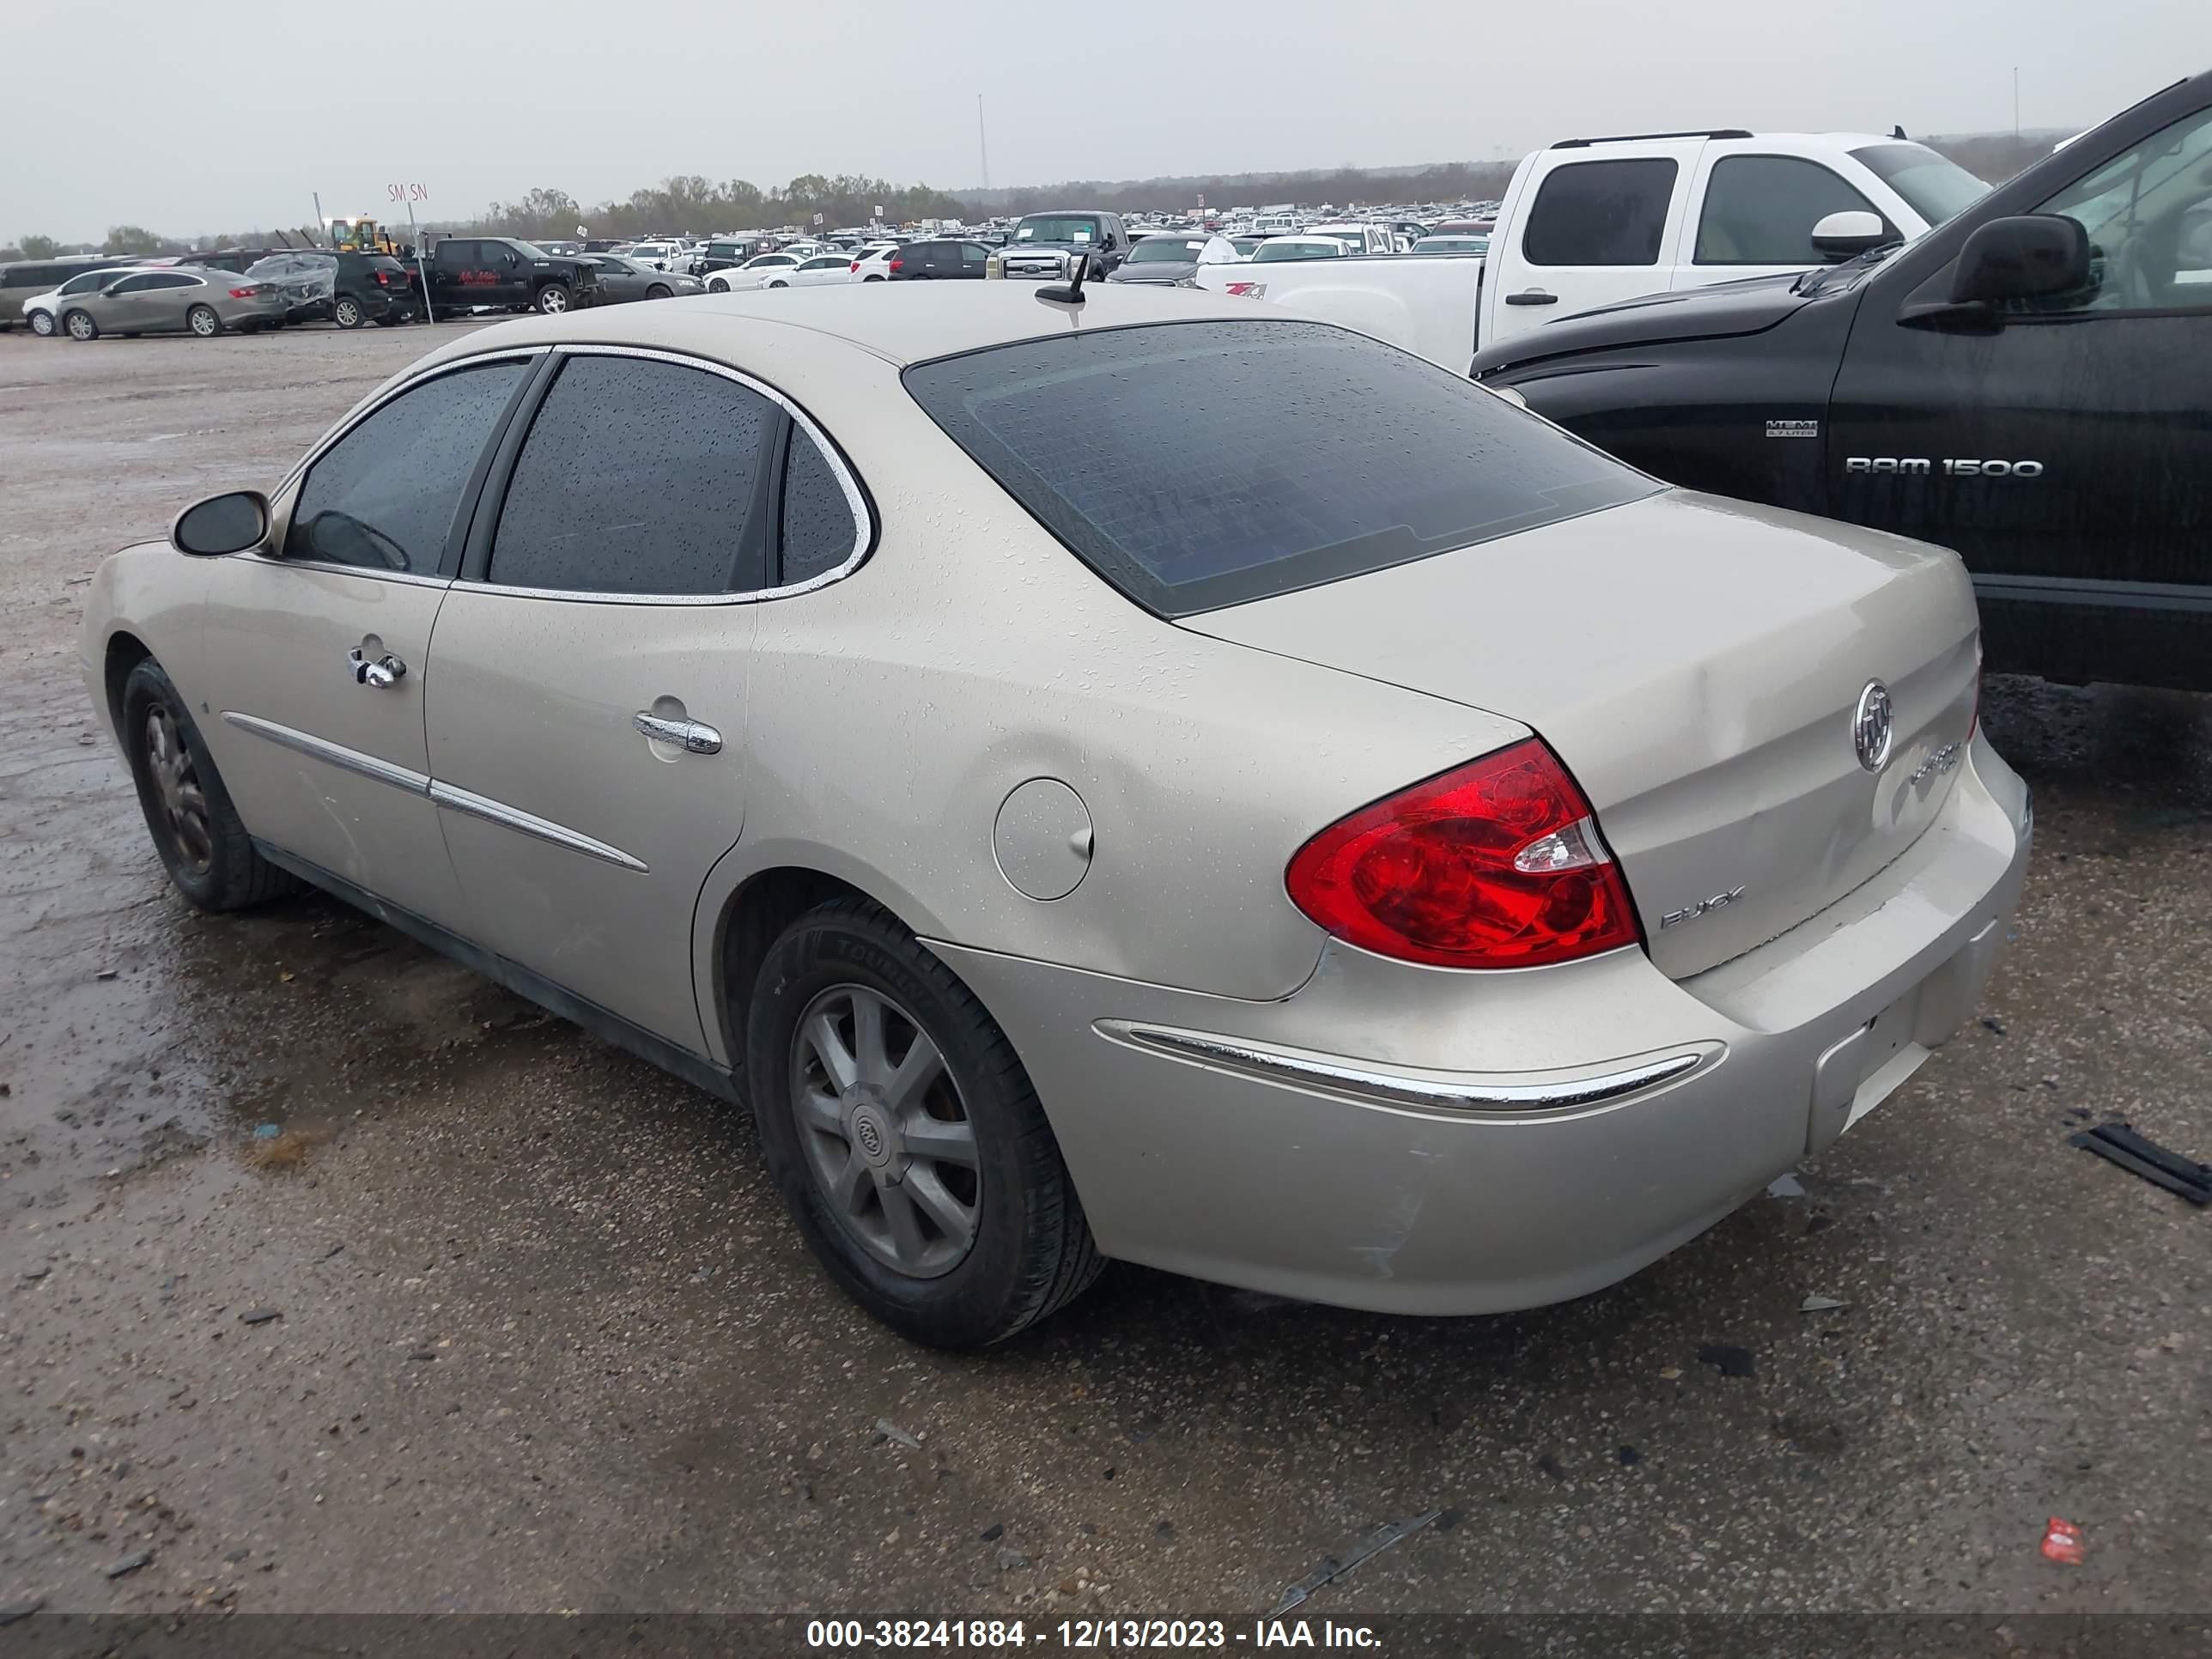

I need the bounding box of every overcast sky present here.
[5,0,2203,241]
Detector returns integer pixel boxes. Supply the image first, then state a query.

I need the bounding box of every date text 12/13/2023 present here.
[804,1619,1384,1649]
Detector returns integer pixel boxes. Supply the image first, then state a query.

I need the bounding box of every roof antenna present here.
[1892,124,1907,140]
[1036,252,1089,306]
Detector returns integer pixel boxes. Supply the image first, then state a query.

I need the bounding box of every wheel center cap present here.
[843,1086,902,1176]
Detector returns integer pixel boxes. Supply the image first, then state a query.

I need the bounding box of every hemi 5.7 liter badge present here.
[1765,419,1820,439]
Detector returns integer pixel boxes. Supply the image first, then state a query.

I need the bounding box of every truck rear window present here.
[902,320,1656,616]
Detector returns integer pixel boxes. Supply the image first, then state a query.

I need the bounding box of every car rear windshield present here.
[902,320,1657,617]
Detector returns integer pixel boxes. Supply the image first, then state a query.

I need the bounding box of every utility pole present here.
[978,94,990,193]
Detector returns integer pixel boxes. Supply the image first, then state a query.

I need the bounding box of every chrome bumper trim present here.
[1094,1021,1716,1118]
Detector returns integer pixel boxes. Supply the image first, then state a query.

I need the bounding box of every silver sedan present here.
[80,287,2031,1346]
[61,265,288,340]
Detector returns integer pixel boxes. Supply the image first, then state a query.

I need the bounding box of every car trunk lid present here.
[1180,490,1981,979]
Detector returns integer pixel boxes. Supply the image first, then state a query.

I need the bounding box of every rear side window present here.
[904,321,1656,617]
[288,360,528,574]
[1522,158,1678,265]
[779,428,862,585]
[1695,155,1882,264]
[487,355,775,596]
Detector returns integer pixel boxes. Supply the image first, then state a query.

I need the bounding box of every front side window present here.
[286,361,527,574]
[105,275,159,295]
[63,270,118,294]
[2025,105,2212,313]
[905,320,1656,617]
[1695,155,1884,264]
[487,355,775,596]
[1523,158,1678,266]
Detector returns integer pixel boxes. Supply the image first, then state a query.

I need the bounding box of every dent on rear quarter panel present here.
[717,382,1529,1004]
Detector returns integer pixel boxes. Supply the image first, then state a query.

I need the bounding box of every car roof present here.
[415,283,1278,372]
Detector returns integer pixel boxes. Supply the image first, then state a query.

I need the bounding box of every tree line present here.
[2,134,2063,263]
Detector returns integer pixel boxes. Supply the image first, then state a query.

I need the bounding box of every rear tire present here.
[332,295,364,329]
[29,309,57,337]
[186,305,222,337]
[119,659,297,913]
[767,278,788,289]
[744,896,1103,1346]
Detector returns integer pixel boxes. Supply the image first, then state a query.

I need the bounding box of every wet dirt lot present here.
[1,325,2208,1622]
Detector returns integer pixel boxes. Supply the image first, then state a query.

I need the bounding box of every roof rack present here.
[1550,129,1753,149]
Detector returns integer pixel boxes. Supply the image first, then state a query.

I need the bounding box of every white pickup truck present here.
[1196,128,1989,369]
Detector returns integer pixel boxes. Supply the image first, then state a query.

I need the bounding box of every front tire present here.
[534,283,571,314]
[744,896,1103,1346]
[707,276,730,294]
[119,659,295,912]
[332,295,364,329]
[646,283,672,301]
[64,309,98,341]
[767,278,788,289]
[186,304,222,337]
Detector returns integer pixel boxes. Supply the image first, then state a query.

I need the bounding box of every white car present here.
[623,241,684,272]
[708,252,804,292]
[849,245,902,283]
[1303,223,1395,256]
[789,252,861,288]
[20,264,153,337]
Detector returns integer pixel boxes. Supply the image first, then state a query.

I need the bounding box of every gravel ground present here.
[1,325,2207,1621]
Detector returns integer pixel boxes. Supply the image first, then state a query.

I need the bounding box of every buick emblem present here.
[1852,681,1894,773]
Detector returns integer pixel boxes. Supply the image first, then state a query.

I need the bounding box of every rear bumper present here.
[932,737,2032,1315]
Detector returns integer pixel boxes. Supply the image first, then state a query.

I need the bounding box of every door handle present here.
[634,712,722,755]
[348,647,407,689]
[1505,289,1559,306]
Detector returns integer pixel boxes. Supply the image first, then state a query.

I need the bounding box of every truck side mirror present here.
[1811,210,1887,261]
[1949,214,2089,304]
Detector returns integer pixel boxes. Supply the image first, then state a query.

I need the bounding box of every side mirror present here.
[1811,210,1887,261]
[172,490,270,557]
[1950,213,2089,303]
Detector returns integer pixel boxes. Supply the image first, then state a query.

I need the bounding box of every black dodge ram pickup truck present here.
[1474,68,2212,693]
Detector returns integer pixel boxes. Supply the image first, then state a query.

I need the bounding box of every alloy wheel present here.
[188,307,217,337]
[30,311,56,337]
[66,312,94,340]
[144,704,214,876]
[335,297,361,327]
[538,287,568,313]
[789,984,980,1279]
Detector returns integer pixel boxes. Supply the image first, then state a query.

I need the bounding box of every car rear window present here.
[903,320,1656,617]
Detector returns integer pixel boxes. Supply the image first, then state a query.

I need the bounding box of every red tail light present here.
[375,269,392,286]
[228,287,256,299]
[1285,740,1642,969]
[850,260,861,273]
[889,256,903,272]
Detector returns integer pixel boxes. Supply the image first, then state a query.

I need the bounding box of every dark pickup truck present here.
[422,236,603,318]
[1474,68,2212,693]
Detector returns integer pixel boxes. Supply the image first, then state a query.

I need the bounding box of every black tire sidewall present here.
[536,284,569,313]
[188,306,220,337]
[119,660,264,911]
[334,295,362,328]
[746,903,1063,1346]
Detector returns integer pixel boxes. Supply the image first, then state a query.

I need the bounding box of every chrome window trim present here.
[221,713,431,797]
[220,554,452,591]
[428,780,647,872]
[1094,1020,1717,1120]
[459,342,874,608]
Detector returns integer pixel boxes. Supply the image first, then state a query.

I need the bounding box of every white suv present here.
[1479,129,1989,345]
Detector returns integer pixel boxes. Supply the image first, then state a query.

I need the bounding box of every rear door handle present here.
[634,712,721,755]
[1505,289,1559,306]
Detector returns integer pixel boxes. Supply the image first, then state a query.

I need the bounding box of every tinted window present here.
[904,321,1656,617]
[105,275,159,295]
[962,243,988,266]
[148,273,199,289]
[288,361,526,574]
[1522,159,1678,265]
[488,355,775,596]
[781,428,860,585]
[1695,156,1881,264]
[434,240,474,267]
